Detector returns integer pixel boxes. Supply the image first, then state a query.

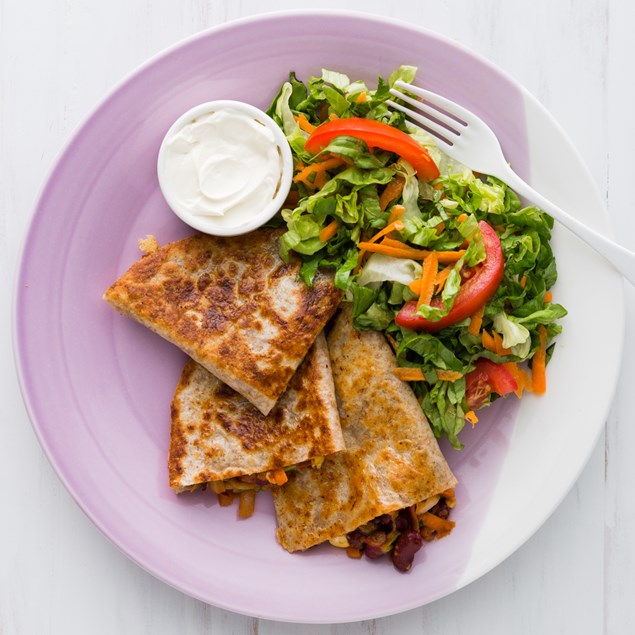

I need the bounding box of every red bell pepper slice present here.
[395,221,504,332]
[304,117,440,182]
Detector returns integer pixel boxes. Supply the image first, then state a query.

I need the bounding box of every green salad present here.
[267,66,567,449]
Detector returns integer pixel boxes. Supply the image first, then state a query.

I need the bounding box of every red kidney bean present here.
[395,510,411,532]
[364,544,386,560]
[392,530,423,572]
[365,531,387,547]
[347,529,365,550]
[429,501,450,519]
[376,514,394,533]
[357,522,376,536]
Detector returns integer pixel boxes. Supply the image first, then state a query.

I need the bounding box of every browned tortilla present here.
[272,307,457,552]
[168,333,345,490]
[103,227,342,414]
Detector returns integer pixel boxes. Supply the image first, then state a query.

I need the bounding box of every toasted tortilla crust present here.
[272,307,458,552]
[104,227,342,414]
[168,333,345,489]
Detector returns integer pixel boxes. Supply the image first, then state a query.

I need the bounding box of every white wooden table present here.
[2,1,633,633]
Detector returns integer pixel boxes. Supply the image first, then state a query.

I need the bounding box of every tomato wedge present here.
[395,221,504,332]
[304,117,440,182]
[465,359,517,410]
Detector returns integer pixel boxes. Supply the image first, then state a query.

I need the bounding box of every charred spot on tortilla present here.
[103,227,342,414]
[168,332,345,517]
[272,306,458,571]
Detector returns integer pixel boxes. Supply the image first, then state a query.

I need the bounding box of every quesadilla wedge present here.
[104,227,342,415]
[272,307,458,571]
[169,332,345,516]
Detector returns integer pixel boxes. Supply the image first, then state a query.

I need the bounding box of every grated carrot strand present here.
[387,204,406,225]
[379,176,405,211]
[532,325,548,394]
[417,252,438,308]
[436,369,464,382]
[393,367,426,381]
[465,410,479,427]
[293,156,346,184]
[467,305,486,337]
[294,113,316,134]
[319,219,339,243]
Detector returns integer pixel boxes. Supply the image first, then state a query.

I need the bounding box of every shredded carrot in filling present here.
[211,481,226,494]
[544,290,553,303]
[441,489,456,506]
[393,367,426,381]
[217,492,235,507]
[408,504,419,530]
[265,468,289,486]
[238,490,256,518]
[420,512,456,540]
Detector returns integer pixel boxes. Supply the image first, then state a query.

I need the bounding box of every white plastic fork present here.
[388,80,635,286]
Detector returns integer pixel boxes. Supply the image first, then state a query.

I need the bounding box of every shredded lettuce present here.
[357,253,421,287]
[394,160,421,221]
[493,312,531,358]
[267,66,567,450]
[388,65,417,87]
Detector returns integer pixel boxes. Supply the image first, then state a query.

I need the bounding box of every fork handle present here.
[495,166,635,286]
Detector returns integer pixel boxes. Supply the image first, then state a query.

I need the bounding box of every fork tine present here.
[386,99,455,149]
[393,80,475,126]
[389,87,465,136]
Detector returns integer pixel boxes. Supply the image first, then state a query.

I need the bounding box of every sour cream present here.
[157,101,292,236]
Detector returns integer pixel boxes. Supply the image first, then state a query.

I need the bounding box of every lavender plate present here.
[14,11,623,623]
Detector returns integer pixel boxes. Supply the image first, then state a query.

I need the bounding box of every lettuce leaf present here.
[357,253,421,287]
